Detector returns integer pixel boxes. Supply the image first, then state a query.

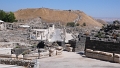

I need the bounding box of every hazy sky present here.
[0,0,120,18]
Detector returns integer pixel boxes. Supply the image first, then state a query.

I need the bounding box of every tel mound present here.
[14,8,103,28]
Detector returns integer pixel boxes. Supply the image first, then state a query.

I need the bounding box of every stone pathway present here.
[38,51,120,68]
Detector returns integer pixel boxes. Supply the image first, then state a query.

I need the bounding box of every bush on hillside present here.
[66,22,79,27]
[66,22,75,27]
[82,22,86,26]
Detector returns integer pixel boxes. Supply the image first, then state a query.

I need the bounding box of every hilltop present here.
[14,8,103,27]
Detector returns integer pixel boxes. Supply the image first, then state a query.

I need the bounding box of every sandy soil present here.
[38,51,120,68]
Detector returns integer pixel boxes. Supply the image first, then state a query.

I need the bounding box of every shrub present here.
[66,22,75,27]
[76,23,79,26]
[83,22,86,26]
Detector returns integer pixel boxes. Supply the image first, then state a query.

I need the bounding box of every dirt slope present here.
[14,8,103,27]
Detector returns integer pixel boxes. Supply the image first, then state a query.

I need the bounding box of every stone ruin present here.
[0,58,35,68]
[66,33,86,52]
[10,41,63,59]
[0,16,104,67]
[85,21,120,63]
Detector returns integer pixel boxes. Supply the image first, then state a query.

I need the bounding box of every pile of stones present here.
[93,21,120,42]
[0,58,35,68]
[65,44,73,52]
[22,41,64,60]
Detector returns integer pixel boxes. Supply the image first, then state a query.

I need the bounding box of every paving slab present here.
[38,51,120,68]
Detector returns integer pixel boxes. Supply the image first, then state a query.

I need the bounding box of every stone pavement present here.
[38,51,120,68]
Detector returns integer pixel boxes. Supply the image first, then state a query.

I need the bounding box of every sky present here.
[0,0,120,18]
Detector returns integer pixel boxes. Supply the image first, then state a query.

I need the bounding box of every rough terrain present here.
[0,64,25,68]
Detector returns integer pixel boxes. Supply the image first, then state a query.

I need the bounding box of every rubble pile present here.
[85,21,120,63]
[0,30,29,43]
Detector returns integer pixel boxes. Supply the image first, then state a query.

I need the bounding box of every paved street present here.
[38,51,120,68]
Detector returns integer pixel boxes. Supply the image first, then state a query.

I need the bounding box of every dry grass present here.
[14,8,103,27]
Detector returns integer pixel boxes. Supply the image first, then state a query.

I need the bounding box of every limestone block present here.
[56,46,63,50]
[65,44,71,47]
[98,52,105,60]
[18,54,23,59]
[40,50,49,58]
[49,48,56,57]
[86,52,94,58]
[104,52,113,61]
[66,47,73,52]
[25,53,38,57]
[99,52,113,61]
[92,51,100,59]
[56,46,63,55]
[24,53,38,60]
[24,57,37,60]
[11,54,16,59]
[56,49,63,55]
[85,49,93,58]
[86,49,93,52]
[114,54,120,63]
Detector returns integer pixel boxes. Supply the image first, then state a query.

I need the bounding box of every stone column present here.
[63,27,66,42]
[36,30,37,39]
[41,32,43,40]
[30,32,32,40]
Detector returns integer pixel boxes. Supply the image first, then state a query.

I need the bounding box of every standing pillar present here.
[47,29,49,41]
[41,32,43,40]
[30,32,31,40]
[36,31,37,40]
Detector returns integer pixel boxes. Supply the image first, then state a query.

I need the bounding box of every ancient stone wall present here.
[68,39,85,52]
[85,37,120,54]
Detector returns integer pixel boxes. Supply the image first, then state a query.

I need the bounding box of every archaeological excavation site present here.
[0,8,120,68]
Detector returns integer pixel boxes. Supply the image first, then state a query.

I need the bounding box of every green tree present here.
[7,12,16,22]
[76,23,79,26]
[2,13,8,22]
[0,10,6,20]
[0,10,16,23]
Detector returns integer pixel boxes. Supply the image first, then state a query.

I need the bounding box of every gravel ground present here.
[0,64,25,68]
[38,51,120,68]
